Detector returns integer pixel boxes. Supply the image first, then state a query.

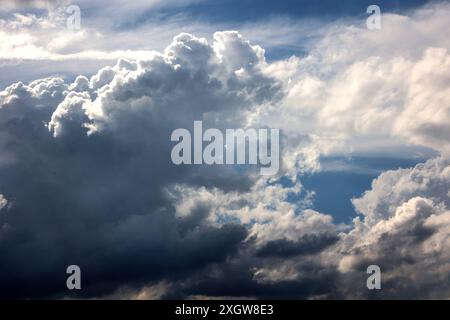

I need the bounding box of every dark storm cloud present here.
[0,32,280,298]
[177,257,341,299]
[255,233,339,258]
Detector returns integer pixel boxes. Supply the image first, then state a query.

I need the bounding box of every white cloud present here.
[352,157,450,226]
[0,195,7,211]
[253,3,450,168]
[336,158,450,298]
[168,177,327,246]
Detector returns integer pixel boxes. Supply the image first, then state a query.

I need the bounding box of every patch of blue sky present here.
[300,154,437,223]
[135,0,432,24]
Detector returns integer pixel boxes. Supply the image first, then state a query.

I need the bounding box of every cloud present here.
[255,234,339,258]
[0,31,282,298]
[0,2,449,299]
[0,194,7,211]
[338,158,450,298]
[0,0,63,11]
[352,157,450,226]
[256,3,450,167]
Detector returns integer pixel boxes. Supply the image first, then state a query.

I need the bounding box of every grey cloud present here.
[0,31,281,299]
[255,233,339,258]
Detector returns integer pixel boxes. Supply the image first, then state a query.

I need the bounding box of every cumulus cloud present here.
[338,158,450,298]
[257,3,450,165]
[0,2,449,300]
[0,30,283,298]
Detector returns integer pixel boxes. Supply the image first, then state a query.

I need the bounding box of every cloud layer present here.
[0,2,449,299]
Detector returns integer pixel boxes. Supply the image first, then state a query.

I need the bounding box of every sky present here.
[0,0,449,299]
